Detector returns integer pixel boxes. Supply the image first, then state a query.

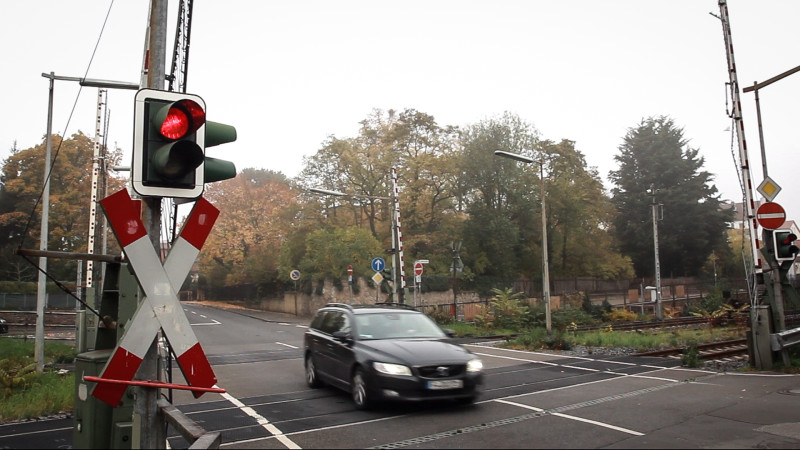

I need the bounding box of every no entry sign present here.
[757,202,786,230]
[414,262,424,276]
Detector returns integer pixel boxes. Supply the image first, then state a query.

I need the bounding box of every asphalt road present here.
[3,302,800,449]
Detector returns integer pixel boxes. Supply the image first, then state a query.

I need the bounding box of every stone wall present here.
[260,278,482,318]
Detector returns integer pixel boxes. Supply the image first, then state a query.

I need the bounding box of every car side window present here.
[310,311,329,331]
[319,311,351,335]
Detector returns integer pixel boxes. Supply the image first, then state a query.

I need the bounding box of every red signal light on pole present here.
[131,89,238,199]
[158,99,205,139]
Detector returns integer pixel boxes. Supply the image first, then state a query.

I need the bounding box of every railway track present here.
[575,315,732,332]
[631,338,749,361]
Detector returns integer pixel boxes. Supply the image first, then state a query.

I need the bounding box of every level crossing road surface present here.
[3,302,800,449]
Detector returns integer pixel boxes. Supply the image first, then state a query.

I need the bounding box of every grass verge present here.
[0,338,76,423]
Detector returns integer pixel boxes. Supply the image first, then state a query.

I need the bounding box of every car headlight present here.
[467,359,483,373]
[373,362,412,376]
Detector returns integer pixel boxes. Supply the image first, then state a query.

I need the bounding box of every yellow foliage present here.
[602,308,638,323]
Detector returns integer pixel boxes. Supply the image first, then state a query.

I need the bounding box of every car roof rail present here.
[372,302,418,311]
[324,302,354,310]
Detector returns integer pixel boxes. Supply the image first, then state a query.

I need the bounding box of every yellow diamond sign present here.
[757,176,781,202]
[371,272,384,284]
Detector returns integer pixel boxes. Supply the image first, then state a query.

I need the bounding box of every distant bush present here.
[0,281,40,294]
[603,309,638,323]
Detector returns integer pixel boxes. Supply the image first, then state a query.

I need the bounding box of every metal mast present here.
[716,0,761,304]
[168,0,193,94]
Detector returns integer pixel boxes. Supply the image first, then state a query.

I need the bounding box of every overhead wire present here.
[17,0,117,320]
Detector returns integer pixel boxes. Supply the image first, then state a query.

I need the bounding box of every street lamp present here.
[494,150,552,335]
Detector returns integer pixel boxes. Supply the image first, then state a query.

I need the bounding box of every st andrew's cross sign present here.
[91,189,219,407]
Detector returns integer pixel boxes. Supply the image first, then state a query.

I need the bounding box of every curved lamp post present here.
[494,151,552,335]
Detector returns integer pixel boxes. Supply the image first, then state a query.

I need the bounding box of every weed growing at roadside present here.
[682,339,700,368]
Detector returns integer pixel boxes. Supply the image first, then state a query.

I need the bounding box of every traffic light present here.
[132,89,237,198]
[773,229,799,263]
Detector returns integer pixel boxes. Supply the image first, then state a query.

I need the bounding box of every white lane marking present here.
[276,342,298,349]
[470,349,681,382]
[495,399,644,436]
[217,386,301,449]
[551,412,644,435]
[183,308,220,325]
[191,319,221,326]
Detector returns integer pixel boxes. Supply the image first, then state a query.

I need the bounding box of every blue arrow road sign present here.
[371,257,386,272]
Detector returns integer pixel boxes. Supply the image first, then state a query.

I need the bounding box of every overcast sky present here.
[3,1,799,225]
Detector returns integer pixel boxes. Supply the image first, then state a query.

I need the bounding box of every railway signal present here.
[773,229,799,263]
[132,89,237,198]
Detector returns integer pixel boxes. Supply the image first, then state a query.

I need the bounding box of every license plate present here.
[427,379,463,390]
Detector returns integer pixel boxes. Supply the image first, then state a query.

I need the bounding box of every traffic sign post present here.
[91,189,219,407]
[347,265,354,300]
[412,260,428,307]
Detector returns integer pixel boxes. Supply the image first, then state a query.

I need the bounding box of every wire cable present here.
[16,1,116,319]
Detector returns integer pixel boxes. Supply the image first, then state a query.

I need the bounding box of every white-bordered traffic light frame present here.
[132,89,207,198]
[773,229,799,263]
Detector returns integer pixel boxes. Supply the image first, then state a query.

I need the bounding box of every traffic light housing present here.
[773,229,799,263]
[132,89,237,198]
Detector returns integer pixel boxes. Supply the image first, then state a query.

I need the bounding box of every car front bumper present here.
[368,371,484,402]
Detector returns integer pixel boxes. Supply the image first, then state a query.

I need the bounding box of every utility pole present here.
[650,185,663,321]
[34,73,56,373]
[715,0,761,300]
[391,168,406,303]
[716,0,772,369]
[540,160,552,335]
[134,0,168,447]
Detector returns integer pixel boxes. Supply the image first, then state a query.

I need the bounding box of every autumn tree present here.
[298,108,467,278]
[199,168,297,291]
[459,113,633,282]
[609,116,732,278]
[542,139,634,279]
[459,112,540,278]
[296,227,383,281]
[0,133,124,284]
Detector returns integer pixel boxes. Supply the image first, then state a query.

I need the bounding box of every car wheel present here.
[305,354,323,388]
[351,368,372,410]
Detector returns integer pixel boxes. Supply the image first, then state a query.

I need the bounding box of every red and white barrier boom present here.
[92,189,219,407]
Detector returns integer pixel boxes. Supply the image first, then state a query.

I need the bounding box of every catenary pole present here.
[134,0,168,447]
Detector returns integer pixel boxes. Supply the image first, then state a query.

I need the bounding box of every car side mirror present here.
[443,328,455,338]
[332,330,353,344]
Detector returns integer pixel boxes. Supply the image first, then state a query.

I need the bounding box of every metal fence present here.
[0,293,77,310]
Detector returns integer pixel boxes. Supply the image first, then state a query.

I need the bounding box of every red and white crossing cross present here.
[92,189,220,407]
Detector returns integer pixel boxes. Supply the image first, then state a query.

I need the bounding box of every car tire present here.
[456,395,477,405]
[351,368,373,410]
[305,354,323,388]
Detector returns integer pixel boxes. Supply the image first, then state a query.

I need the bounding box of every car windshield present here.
[354,312,446,340]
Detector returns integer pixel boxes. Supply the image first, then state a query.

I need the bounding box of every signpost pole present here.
[347,265,353,302]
